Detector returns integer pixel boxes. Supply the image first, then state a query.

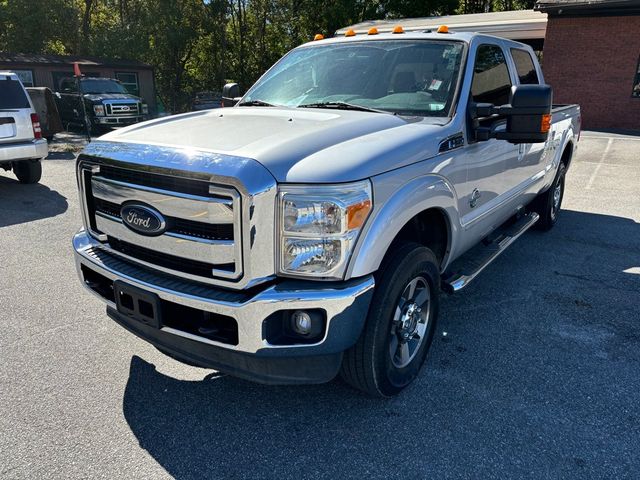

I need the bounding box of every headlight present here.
[93,104,105,116]
[278,180,372,279]
[141,103,149,114]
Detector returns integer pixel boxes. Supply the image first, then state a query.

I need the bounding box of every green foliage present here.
[0,0,532,112]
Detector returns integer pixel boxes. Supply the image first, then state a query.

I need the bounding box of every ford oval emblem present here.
[120,203,166,236]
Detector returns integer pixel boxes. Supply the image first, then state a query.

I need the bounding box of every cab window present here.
[471,44,512,106]
[60,79,78,93]
[511,49,540,85]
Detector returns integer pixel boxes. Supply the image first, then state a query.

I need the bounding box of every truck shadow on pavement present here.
[121,209,640,479]
[0,175,68,228]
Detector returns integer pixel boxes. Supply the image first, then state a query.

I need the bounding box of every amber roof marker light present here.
[313,34,324,41]
[368,27,379,35]
[392,25,404,34]
[437,25,449,34]
[345,28,356,37]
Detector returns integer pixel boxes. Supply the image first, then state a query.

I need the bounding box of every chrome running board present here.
[443,212,539,293]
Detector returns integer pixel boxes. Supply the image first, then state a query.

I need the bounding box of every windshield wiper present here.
[238,99,276,107]
[297,101,390,114]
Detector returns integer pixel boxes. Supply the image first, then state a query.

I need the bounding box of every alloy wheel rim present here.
[551,180,562,220]
[389,276,431,369]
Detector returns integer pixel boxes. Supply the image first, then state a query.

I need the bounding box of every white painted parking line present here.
[581,135,640,141]
[586,137,613,190]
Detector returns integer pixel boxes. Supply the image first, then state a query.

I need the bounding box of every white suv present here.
[0,72,48,183]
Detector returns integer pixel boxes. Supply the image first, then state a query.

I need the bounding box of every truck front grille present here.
[78,161,243,285]
[105,102,140,116]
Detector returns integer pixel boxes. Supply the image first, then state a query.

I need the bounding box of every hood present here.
[101,107,449,183]
[84,93,140,103]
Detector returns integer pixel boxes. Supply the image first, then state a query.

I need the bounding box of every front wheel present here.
[13,159,42,184]
[340,243,440,397]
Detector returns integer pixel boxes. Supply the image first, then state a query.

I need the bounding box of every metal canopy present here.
[335,10,548,40]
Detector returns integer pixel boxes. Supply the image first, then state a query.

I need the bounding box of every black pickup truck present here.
[55,77,148,132]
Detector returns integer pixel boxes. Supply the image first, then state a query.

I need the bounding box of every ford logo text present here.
[120,204,166,236]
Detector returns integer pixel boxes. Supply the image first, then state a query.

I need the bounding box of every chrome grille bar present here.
[91,176,234,224]
[95,213,235,264]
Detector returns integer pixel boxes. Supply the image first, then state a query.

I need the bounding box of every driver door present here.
[459,43,519,236]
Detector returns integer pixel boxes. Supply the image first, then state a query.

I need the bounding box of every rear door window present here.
[60,79,78,93]
[0,77,31,109]
[511,49,540,85]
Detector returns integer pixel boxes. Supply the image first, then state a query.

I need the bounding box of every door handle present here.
[470,188,481,208]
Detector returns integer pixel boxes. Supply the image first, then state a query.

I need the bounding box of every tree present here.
[0,0,535,113]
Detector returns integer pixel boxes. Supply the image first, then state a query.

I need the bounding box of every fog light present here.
[291,310,312,335]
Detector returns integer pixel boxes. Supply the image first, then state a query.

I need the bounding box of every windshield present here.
[81,79,127,94]
[242,40,465,117]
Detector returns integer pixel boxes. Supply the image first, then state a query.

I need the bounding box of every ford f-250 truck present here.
[73,29,580,397]
[55,77,148,133]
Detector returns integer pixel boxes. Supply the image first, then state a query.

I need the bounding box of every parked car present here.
[0,72,48,184]
[73,30,580,396]
[54,77,148,133]
[192,91,222,110]
[26,87,63,141]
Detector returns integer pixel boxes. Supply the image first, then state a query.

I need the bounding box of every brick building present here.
[535,0,640,130]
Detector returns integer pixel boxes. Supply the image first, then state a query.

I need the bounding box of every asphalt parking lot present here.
[1,132,639,479]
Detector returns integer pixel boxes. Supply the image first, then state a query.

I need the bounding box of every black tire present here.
[531,162,566,231]
[341,242,440,397]
[12,159,42,184]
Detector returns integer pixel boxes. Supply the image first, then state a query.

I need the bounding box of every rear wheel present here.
[13,159,42,184]
[340,243,440,397]
[532,162,566,231]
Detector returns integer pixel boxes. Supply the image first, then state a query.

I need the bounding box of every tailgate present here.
[0,76,34,143]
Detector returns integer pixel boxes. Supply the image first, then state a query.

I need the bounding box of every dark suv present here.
[55,77,148,132]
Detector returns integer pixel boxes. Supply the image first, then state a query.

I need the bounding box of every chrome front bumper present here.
[73,230,374,356]
[95,115,144,125]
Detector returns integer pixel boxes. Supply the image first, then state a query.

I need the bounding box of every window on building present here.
[633,56,640,98]
[115,72,139,96]
[10,70,35,87]
[471,44,512,106]
[511,49,540,85]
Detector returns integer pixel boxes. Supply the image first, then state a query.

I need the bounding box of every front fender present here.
[347,174,461,278]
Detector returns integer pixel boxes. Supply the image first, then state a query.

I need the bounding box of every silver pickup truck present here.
[73,30,580,396]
